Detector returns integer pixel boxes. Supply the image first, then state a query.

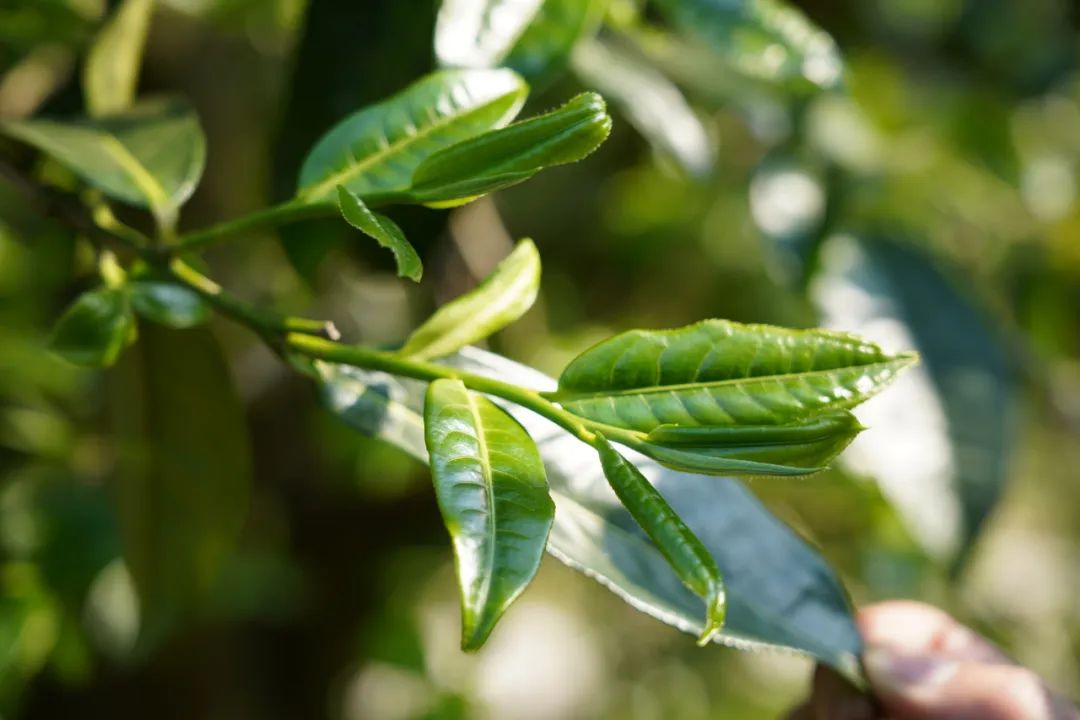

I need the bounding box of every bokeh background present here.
[2,0,1080,717]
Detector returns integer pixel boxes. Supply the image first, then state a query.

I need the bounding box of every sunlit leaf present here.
[337,185,423,282]
[424,378,554,650]
[408,92,612,207]
[108,325,251,647]
[436,0,607,85]
[48,288,136,368]
[571,38,713,177]
[312,347,863,680]
[653,0,843,91]
[129,279,210,329]
[811,235,1016,563]
[594,434,725,645]
[296,69,528,204]
[399,239,540,360]
[1,98,205,227]
[83,0,154,116]
[552,319,916,433]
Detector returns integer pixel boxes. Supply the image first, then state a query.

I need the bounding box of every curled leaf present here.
[337,185,423,281]
[49,288,137,368]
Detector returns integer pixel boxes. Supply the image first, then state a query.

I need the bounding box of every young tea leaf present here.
[337,185,423,282]
[593,434,725,645]
[129,280,210,329]
[423,378,554,650]
[552,319,916,433]
[49,288,137,368]
[83,0,154,116]
[399,239,540,360]
[296,69,528,204]
[1,98,205,227]
[408,92,612,207]
[653,0,843,91]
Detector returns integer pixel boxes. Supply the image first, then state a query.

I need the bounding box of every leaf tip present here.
[696,588,727,647]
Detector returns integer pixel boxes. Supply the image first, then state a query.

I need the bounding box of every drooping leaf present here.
[48,288,136,368]
[296,69,528,204]
[552,319,916,433]
[594,434,725,645]
[408,92,612,207]
[1,98,205,227]
[811,235,1016,563]
[128,279,210,329]
[653,0,843,91]
[337,185,423,281]
[312,347,863,680]
[83,0,154,116]
[108,325,251,647]
[637,411,864,476]
[399,239,540,360]
[436,0,607,86]
[423,378,554,650]
[571,38,713,177]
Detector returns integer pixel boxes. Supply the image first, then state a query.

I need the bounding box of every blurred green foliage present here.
[2,0,1079,718]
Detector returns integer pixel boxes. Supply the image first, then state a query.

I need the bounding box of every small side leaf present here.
[553,319,916,433]
[49,288,136,368]
[594,434,725,644]
[296,69,528,204]
[129,280,210,329]
[408,92,612,207]
[399,239,540,360]
[83,0,154,116]
[424,378,554,650]
[1,98,205,227]
[337,185,422,282]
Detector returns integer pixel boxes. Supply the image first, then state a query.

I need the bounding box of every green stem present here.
[285,333,614,444]
[176,200,337,252]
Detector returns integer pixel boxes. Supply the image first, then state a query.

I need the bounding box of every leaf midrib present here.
[554,357,913,401]
[300,90,521,201]
[99,133,170,213]
[464,390,498,626]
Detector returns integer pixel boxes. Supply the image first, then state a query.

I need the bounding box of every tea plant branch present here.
[175,199,337,253]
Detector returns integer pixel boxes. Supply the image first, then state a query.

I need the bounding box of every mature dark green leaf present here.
[408,92,612,207]
[637,411,864,476]
[337,185,423,281]
[552,319,916,433]
[83,0,154,116]
[812,235,1016,563]
[423,378,554,650]
[296,69,528,204]
[313,348,863,679]
[653,0,843,91]
[571,38,712,177]
[48,287,136,368]
[1,98,205,227]
[108,325,251,647]
[436,0,607,85]
[594,434,725,644]
[129,280,210,329]
[399,239,540,360]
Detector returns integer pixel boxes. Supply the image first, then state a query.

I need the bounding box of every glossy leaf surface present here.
[812,235,1016,562]
[1,99,204,226]
[423,378,554,650]
[314,347,862,679]
[129,280,210,329]
[108,325,251,646]
[48,288,136,368]
[83,0,154,116]
[337,185,423,282]
[653,0,843,91]
[399,239,540,360]
[408,92,612,206]
[554,320,916,432]
[296,69,528,203]
[436,0,606,85]
[594,434,725,644]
